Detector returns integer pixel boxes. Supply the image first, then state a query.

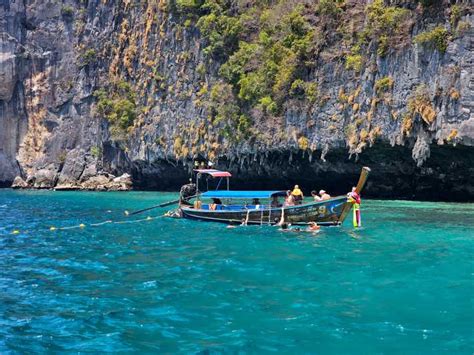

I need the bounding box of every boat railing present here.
[192,195,348,212]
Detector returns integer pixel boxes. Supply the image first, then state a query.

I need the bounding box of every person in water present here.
[291,185,304,204]
[227,217,248,228]
[279,223,320,233]
[307,222,320,231]
[226,221,238,229]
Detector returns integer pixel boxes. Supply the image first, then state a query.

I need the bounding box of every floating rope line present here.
[113,216,160,224]
[9,214,165,235]
[89,220,113,227]
[57,223,87,231]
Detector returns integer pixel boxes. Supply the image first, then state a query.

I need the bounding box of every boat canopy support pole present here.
[216,178,223,190]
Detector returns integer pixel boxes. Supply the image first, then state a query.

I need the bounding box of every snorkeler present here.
[307,222,320,231]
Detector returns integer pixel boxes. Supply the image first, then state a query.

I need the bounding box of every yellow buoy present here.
[12,230,20,235]
[124,210,130,216]
[50,226,57,231]
[79,223,86,228]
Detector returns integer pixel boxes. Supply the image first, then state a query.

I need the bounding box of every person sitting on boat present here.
[291,185,304,204]
[284,191,295,206]
[311,190,322,201]
[319,190,331,200]
[210,198,222,210]
[251,198,261,209]
[271,196,281,208]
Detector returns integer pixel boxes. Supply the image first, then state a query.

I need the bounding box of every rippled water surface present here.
[0,190,473,353]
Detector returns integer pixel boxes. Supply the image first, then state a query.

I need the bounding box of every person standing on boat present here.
[291,185,304,204]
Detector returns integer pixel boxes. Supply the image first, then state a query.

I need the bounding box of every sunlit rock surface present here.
[0,1,472,200]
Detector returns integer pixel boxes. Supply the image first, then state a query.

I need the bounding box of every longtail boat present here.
[174,167,370,226]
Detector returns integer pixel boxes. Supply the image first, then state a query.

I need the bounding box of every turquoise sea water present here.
[0,189,472,353]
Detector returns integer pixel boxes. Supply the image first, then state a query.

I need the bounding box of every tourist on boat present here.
[291,185,304,204]
[271,196,281,208]
[319,190,331,200]
[284,191,295,206]
[210,198,222,210]
[311,190,322,201]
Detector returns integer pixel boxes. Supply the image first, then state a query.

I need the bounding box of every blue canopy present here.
[201,190,286,199]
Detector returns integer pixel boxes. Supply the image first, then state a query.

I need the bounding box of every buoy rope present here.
[10,215,165,235]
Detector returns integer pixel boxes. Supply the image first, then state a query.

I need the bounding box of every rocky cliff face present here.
[1,0,473,200]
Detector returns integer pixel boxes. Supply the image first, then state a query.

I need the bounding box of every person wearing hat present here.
[291,185,304,205]
[319,189,331,200]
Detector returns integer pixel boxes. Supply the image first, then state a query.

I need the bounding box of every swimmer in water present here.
[307,222,320,232]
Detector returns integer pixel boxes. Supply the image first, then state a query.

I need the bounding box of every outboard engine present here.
[179,180,197,206]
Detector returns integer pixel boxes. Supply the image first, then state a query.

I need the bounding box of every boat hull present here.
[179,196,351,226]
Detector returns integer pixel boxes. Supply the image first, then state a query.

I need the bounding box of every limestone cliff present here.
[1,0,473,200]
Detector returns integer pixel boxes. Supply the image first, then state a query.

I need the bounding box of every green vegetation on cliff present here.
[168,0,434,125]
[413,26,449,53]
[94,81,137,138]
[96,0,467,160]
